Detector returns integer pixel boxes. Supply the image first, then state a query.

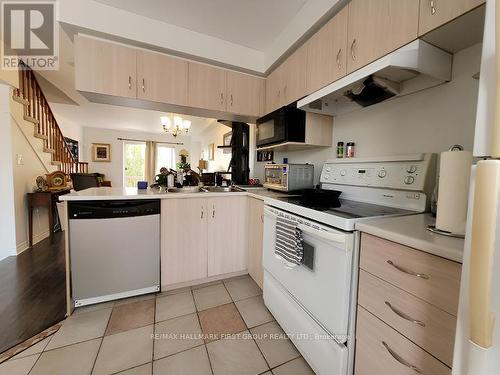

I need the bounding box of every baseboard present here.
[161,270,248,292]
[16,230,50,254]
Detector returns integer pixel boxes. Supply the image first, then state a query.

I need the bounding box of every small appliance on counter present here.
[263,163,314,192]
[428,145,473,238]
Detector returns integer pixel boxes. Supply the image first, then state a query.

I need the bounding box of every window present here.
[155,144,176,174]
[123,141,146,188]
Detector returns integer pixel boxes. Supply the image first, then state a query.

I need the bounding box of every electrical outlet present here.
[16,154,24,165]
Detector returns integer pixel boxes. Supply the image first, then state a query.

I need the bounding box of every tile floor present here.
[0,275,315,375]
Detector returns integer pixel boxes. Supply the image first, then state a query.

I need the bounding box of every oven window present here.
[258,119,275,142]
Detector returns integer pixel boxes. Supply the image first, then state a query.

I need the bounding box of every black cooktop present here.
[278,189,413,219]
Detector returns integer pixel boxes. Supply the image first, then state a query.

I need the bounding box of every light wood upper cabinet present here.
[247,197,264,289]
[207,196,248,277]
[419,0,485,36]
[281,44,308,105]
[264,65,283,114]
[347,0,419,73]
[75,35,137,98]
[306,6,348,94]
[160,198,208,287]
[188,62,227,112]
[137,50,188,106]
[226,71,265,117]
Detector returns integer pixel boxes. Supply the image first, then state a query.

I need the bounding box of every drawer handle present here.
[386,260,430,280]
[385,301,426,327]
[382,341,422,374]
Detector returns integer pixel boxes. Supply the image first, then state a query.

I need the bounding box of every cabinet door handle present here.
[350,39,357,61]
[201,206,204,219]
[220,92,224,105]
[260,214,264,223]
[336,48,342,69]
[212,204,215,218]
[382,342,422,373]
[230,94,233,106]
[142,78,145,93]
[128,76,132,90]
[430,0,436,15]
[384,301,426,327]
[386,260,430,280]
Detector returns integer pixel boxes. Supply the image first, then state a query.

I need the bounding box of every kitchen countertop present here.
[58,186,289,202]
[356,214,464,263]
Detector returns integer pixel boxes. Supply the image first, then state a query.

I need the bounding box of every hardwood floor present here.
[0,231,66,354]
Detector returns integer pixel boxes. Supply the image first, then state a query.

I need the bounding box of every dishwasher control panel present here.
[69,199,160,219]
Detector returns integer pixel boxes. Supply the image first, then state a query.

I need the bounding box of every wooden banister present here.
[15,61,88,175]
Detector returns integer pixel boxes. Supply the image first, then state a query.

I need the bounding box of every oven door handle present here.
[297,224,346,245]
[265,208,346,246]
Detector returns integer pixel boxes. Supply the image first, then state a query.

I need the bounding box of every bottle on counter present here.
[346,142,355,158]
[336,142,344,158]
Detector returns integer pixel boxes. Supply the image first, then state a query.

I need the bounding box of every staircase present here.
[12,62,88,175]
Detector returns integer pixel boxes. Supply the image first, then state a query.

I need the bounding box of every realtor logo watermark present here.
[1,1,59,70]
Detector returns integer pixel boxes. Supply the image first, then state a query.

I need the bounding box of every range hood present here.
[297,39,452,116]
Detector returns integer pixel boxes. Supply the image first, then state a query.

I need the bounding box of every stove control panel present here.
[320,154,436,192]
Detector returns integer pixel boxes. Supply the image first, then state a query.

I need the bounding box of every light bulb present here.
[183,120,191,131]
[174,116,183,128]
[160,116,171,129]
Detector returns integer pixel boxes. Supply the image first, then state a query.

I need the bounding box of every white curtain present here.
[145,141,156,183]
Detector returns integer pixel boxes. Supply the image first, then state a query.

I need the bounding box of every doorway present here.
[123,141,146,188]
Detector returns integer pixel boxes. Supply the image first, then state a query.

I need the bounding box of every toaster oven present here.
[263,164,314,192]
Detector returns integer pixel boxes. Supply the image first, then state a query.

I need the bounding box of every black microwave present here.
[256,106,306,147]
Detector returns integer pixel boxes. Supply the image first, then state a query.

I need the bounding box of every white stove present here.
[265,153,436,231]
[262,154,437,375]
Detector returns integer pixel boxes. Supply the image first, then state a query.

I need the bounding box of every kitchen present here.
[0,0,498,375]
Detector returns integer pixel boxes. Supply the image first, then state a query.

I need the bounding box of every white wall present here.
[264,43,481,184]
[11,112,51,253]
[0,84,17,260]
[82,127,192,187]
[193,120,233,172]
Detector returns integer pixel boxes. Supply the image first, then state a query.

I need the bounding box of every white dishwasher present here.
[69,199,160,307]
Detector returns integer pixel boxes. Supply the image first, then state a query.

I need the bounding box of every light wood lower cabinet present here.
[355,233,462,374]
[161,197,248,288]
[247,197,264,289]
[355,307,451,375]
[207,196,248,277]
[160,198,207,286]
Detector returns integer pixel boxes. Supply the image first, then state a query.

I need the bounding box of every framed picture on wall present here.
[92,143,111,162]
[208,143,215,161]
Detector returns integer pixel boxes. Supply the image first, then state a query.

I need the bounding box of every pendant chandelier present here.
[161,115,191,137]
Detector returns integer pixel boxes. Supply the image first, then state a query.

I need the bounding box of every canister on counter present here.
[346,142,355,158]
[336,142,344,158]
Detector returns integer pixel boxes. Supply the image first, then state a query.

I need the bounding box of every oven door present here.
[256,110,286,147]
[262,206,354,340]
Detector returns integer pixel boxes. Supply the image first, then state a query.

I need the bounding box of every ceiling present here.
[93,0,308,51]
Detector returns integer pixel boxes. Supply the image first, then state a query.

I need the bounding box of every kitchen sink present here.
[199,186,246,193]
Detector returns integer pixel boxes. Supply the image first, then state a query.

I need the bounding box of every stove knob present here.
[324,174,330,180]
[378,169,387,178]
[340,169,347,177]
[326,167,331,172]
[407,165,417,174]
[404,175,415,185]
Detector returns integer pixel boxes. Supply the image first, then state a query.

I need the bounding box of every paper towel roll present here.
[436,149,473,235]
